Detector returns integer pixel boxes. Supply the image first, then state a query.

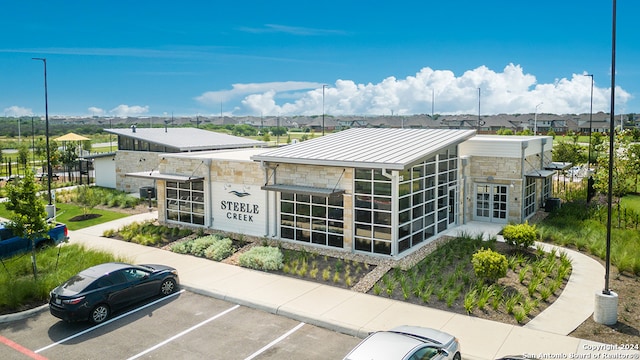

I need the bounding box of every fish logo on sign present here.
[229,190,250,197]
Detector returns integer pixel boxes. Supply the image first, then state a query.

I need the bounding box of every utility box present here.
[140,186,156,199]
[545,198,561,212]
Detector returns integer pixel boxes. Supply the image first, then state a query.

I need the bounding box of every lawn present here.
[0,202,130,230]
[620,193,640,210]
[0,244,129,314]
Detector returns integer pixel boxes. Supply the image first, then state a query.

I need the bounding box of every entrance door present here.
[474,184,508,223]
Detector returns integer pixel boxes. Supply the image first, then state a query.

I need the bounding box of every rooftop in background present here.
[251,128,476,170]
[105,127,266,152]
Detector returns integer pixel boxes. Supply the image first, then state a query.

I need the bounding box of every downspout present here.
[540,138,548,213]
[261,161,272,238]
[521,142,528,223]
[204,158,213,228]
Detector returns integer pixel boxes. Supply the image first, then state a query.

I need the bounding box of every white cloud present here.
[109,104,149,118]
[206,64,631,116]
[196,81,324,106]
[88,107,105,116]
[3,106,32,117]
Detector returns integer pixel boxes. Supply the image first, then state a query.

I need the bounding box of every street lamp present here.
[322,85,327,136]
[32,57,54,217]
[593,0,617,326]
[584,74,594,204]
[534,102,543,135]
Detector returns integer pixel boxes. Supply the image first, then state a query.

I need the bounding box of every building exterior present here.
[459,135,554,225]
[121,128,555,259]
[105,127,265,193]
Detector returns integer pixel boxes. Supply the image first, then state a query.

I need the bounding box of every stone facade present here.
[114,150,158,193]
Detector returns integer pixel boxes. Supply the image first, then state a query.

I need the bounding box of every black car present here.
[49,262,179,324]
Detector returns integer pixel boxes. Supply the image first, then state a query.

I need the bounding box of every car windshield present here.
[62,274,98,292]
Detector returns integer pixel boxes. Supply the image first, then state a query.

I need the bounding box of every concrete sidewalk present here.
[9,212,639,359]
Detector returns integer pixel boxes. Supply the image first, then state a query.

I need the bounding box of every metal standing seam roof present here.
[251,128,477,170]
[105,127,266,151]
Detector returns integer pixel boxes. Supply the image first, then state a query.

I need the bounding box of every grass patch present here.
[0,243,128,314]
[104,220,193,247]
[0,202,130,230]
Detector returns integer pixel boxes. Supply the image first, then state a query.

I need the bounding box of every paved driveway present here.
[0,290,360,360]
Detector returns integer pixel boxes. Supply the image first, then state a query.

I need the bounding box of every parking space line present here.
[0,335,49,360]
[126,304,240,360]
[35,289,185,354]
[243,322,306,360]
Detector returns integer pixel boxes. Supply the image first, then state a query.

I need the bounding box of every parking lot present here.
[0,290,361,360]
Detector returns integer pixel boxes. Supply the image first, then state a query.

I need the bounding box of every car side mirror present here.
[438,349,450,357]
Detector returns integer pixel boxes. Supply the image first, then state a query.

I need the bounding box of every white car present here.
[343,325,461,360]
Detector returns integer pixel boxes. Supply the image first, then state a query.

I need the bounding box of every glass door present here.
[474,184,508,223]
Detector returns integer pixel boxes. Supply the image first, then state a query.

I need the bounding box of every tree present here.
[35,137,47,172]
[62,145,78,181]
[552,141,586,165]
[17,142,30,175]
[82,140,92,154]
[626,143,640,193]
[270,126,287,136]
[76,185,100,218]
[4,168,52,279]
[593,130,634,225]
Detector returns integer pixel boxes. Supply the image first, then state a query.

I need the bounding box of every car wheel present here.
[90,304,110,324]
[160,278,176,296]
[453,352,461,360]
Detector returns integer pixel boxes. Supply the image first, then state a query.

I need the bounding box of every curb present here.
[0,304,49,324]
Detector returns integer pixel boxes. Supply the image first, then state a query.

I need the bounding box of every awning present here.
[55,132,91,141]
[261,184,345,197]
[545,162,572,171]
[126,170,203,182]
[525,169,556,178]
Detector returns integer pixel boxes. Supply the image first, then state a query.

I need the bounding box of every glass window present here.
[165,180,205,226]
[280,193,343,248]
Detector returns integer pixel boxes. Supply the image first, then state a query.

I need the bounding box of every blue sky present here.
[1,1,638,118]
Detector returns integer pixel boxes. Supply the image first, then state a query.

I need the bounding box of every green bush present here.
[472,248,508,283]
[238,246,283,271]
[204,238,234,261]
[190,235,218,257]
[170,241,192,254]
[503,222,538,249]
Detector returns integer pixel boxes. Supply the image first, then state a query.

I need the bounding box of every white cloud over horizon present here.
[3,106,33,117]
[198,64,632,117]
[109,104,149,118]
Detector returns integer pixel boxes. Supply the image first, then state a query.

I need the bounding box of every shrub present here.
[503,222,538,249]
[171,240,192,254]
[204,238,234,261]
[472,248,508,283]
[464,290,477,314]
[238,246,283,271]
[191,235,218,257]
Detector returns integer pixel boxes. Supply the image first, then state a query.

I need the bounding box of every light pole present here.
[594,0,618,326]
[584,74,594,203]
[32,57,54,215]
[322,85,327,136]
[534,102,543,135]
[31,116,35,167]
